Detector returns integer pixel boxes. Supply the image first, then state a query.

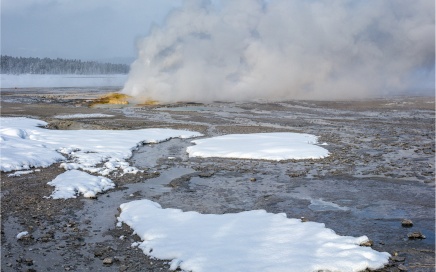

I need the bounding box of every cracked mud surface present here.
[1,87,435,271]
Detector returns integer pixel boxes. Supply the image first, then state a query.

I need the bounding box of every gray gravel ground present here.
[1,88,434,271]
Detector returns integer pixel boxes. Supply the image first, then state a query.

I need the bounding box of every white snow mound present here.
[47,170,115,199]
[118,199,390,272]
[187,132,329,160]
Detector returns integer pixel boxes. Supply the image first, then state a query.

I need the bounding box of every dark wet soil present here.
[1,88,435,271]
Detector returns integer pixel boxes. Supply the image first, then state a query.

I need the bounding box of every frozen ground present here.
[1,87,435,271]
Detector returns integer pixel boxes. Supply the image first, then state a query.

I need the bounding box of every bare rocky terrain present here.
[1,87,435,271]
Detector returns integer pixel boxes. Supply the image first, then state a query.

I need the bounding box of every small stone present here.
[407,232,426,239]
[360,240,373,247]
[401,219,413,227]
[114,256,124,262]
[103,257,113,265]
[391,255,406,262]
[398,264,408,271]
[199,172,214,178]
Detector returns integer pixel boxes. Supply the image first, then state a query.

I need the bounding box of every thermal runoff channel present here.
[122,0,435,103]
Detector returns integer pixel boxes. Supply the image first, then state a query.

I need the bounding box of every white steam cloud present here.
[122,0,435,103]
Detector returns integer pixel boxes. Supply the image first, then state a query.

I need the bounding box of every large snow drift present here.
[0,117,202,174]
[187,133,329,160]
[118,199,390,272]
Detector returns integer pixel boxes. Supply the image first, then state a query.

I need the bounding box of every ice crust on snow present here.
[0,117,203,174]
[118,199,390,272]
[187,132,329,160]
[47,170,115,199]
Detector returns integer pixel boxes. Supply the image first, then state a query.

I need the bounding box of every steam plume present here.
[122,0,435,103]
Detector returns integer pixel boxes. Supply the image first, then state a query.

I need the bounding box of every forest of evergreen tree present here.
[1,55,130,74]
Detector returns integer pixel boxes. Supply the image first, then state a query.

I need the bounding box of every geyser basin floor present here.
[1,88,434,271]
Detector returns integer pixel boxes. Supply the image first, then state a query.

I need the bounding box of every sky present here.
[1,0,182,63]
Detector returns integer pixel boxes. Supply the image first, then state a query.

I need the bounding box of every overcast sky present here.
[1,0,182,63]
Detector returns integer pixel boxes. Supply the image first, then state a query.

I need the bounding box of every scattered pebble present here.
[103,257,113,265]
[398,264,408,271]
[401,219,413,227]
[360,240,373,247]
[407,232,426,239]
[391,255,406,262]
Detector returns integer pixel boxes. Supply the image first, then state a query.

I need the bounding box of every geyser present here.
[122,0,435,103]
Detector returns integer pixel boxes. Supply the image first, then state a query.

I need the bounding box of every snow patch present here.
[47,170,115,199]
[16,231,29,239]
[187,132,329,161]
[7,170,35,177]
[118,199,390,272]
[1,117,203,174]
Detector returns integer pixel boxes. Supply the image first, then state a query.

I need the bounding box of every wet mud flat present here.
[1,88,435,271]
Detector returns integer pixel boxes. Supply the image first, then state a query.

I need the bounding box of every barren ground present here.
[1,87,435,271]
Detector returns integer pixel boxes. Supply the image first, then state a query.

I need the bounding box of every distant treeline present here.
[0,55,130,75]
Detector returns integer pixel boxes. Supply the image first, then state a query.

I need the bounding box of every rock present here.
[360,240,374,247]
[398,264,408,271]
[391,255,406,262]
[199,171,214,178]
[93,250,103,257]
[401,219,413,227]
[407,231,426,239]
[114,256,124,262]
[103,257,113,265]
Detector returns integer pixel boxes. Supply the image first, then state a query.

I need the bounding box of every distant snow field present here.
[0,74,128,88]
[187,133,329,160]
[119,199,390,272]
